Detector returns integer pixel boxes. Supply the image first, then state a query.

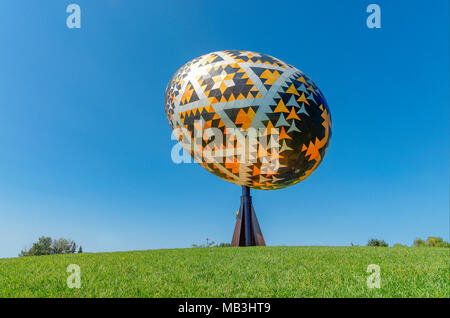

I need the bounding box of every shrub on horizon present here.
[367,238,389,247]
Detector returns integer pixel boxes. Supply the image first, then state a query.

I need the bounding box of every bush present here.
[414,237,449,248]
[413,238,426,247]
[425,237,448,247]
[20,236,53,256]
[367,238,388,247]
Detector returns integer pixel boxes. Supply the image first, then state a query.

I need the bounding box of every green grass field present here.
[0,246,448,298]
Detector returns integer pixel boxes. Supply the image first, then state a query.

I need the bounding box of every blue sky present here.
[0,0,448,258]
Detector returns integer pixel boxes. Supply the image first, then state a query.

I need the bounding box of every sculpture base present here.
[231,186,266,247]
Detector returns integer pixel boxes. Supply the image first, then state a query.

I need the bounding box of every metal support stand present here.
[231,186,266,247]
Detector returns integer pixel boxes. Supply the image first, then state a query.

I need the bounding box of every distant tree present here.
[367,238,388,247]
[393,243,407,248]
[215,243,231,247]
[19,236,79,256]
[413,237,449,248]
[20,236,53,256]
[70,241,77,253]
[425,237,448,247]
[78,246,83,253]
[413,238,426,247]
[51,238,75,254]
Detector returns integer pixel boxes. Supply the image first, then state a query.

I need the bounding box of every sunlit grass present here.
[0,246,448,297]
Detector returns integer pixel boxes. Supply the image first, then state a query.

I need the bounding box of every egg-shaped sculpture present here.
[165,50,332,190]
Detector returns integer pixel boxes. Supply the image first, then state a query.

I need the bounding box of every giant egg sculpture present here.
[165,50,332,190]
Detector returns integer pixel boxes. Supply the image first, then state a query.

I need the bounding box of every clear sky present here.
[0,0,448,258]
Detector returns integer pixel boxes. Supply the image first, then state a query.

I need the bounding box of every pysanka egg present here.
[165,50,332,190]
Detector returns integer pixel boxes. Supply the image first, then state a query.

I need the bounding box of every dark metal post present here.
[242,186,252,246]
[231,186,266,247]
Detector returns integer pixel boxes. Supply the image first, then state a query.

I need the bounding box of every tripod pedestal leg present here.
[231,186,266,247]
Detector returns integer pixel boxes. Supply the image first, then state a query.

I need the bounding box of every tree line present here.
[19,235,448,256]
[364,236,449,247]
[20,236,83,256]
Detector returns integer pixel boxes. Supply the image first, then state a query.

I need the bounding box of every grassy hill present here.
[0,246,448,297]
